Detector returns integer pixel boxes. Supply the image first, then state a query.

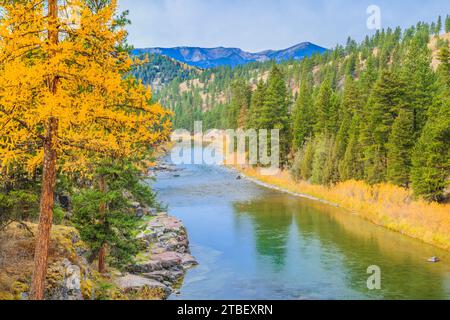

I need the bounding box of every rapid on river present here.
[151,150,450,300]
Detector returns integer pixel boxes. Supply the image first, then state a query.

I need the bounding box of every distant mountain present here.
[132,42,327,69]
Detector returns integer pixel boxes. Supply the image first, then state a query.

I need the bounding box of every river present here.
[151,156,450,300]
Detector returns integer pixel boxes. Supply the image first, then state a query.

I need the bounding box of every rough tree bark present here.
[30,118,58,300]
[98,243,107,274]
[30,0,59,300]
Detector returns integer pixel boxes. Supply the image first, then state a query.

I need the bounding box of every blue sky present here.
[119,0,450,52]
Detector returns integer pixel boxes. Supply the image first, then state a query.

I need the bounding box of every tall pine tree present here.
[411,46,450,201]
[401,36,436,137]
[314,79,333,135]
[387,110,415,187]
[261,65,291,165]
[292,80,314,150]
[362,70,407,184]
[248,80,267,129]
[446,15,450,33]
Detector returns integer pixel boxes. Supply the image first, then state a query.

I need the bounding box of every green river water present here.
[152,156,450,300]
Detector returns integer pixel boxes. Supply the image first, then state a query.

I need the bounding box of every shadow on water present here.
[152,155,450,300]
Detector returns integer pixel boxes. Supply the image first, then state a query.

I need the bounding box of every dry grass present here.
[0,223,84,299]
[0,223,168,300]
[238,166,450,251]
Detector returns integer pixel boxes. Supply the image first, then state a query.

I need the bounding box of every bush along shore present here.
[0,202,197,300]
[235,166,450,252]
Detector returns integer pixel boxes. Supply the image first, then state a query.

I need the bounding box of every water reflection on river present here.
[150,160,450,300]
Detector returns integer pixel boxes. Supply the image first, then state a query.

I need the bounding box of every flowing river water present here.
[151,154,450,300]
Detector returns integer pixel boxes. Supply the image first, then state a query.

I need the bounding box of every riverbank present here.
[0,205,196,300]
[235,166,450,252]
[116,211,198,299]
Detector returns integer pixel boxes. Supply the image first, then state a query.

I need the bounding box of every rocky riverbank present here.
[114,211,197,299]
[0,207,196,300]
[109,152,198,299]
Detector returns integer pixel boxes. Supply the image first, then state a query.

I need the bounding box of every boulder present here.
[181,254,198,269]
[128,260,164,274]
[47,259,83,300]
[152,252,182,269]
[144,207,158,217]
[128,207,197,298]
[114,274,171,296]
[136,207,144,219]
[143,270,184,283]
[63,260,83,300]
[164,238,181,252]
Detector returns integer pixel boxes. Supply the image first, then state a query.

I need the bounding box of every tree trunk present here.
[30,0,59,300]
[98,243,107,274]
[30,117,58,300]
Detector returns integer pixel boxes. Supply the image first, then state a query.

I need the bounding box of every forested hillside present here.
[157,17,450,202]
[156,61,274,129]
[132,54,200,91]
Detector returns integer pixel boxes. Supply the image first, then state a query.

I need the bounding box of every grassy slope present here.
[0,223,165,300]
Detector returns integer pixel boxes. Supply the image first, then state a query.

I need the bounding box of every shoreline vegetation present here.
[233,165,450,252]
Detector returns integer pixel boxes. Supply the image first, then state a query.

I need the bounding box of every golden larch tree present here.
[0,0,172,299]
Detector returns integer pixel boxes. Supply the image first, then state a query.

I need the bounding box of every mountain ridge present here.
[132,42,327,69]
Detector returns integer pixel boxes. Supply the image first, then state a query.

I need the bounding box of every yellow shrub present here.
[0,292,14,300]
[239,166,450,251]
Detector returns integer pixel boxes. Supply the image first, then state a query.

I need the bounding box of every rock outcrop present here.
[0,223,97,301]
[0,209,196,300]
[116,212,198,299]
[46,259,83,300]
[114,274,172,297]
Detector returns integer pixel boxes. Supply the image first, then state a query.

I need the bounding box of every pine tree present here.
[314,79,333,135]
[311,135,335,185]
[411,102,449,202]
[411,46,450,201]
[401,36,436,136]
[431,22,437,35]
[359,55,378,99]
[362,70,407,184]
[292,81,314,150]
[261,65,291,164]
[436,16,442,35]
[227,79,251,129]
[446,15,450,33]
[334,77,362,180]
[340,114,365,181]
[322,136,340,185]
[387,110,415,187]
[299,139,315,181]
[248,80,267,129]
[72,160,155,272]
